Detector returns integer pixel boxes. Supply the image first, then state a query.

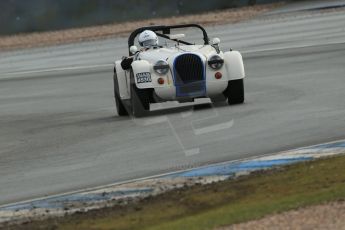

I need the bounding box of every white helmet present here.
[138,30,158,48]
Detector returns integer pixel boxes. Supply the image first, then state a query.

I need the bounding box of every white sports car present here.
[113,24,245,117]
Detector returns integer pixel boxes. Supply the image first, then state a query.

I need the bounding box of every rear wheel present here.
[224,79,244,105]
[130,70,150,117]
[113,69,128,116]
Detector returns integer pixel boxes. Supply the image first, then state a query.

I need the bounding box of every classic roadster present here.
[113,24,245,117]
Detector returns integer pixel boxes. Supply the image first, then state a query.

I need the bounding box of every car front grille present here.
[173,53,205,97]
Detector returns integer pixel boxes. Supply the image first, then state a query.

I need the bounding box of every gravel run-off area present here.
[0,3,282,51]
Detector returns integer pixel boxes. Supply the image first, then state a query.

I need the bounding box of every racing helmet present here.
[138,30,158,47]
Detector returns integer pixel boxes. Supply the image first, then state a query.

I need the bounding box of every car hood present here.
[137,45,217,64]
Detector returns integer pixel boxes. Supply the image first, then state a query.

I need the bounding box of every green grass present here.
[13,155,345,230]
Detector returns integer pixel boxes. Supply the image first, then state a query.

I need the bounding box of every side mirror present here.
[130,45,138,54]
[212,38,220,45]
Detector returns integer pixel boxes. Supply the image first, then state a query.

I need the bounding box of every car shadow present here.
[146,101,228,118]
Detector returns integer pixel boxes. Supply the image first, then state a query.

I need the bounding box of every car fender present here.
[223,51,245,80]
[115,61,130,100]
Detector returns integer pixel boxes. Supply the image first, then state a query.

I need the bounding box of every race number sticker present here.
[136,72,152,83]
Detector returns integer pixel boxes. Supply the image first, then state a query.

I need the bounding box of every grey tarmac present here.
[0,2,345,206]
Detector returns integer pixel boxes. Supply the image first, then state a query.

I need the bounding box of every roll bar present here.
[128,24,209,54]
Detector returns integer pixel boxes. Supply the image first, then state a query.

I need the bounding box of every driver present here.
[121,30,158,70]
[138,30,159,48]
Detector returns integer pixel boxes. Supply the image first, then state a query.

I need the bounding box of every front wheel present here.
[130,70,150,117]
[223,79,244,105]
[113,71,129,116]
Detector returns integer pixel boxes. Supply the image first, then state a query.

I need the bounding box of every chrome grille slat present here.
[174,54,204,84]
[173,53,205,97]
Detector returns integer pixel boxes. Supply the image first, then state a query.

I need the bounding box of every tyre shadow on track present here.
[69,100,238,128]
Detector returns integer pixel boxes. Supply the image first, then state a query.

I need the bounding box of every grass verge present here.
[8,154,345,230]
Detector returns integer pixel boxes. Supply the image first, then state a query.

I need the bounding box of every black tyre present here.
[113,69,129,116]
[224,79,244,105]
[210,94,227,103]
[130,70,150,117]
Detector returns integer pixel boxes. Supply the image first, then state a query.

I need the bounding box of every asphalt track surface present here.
[1,2,345,205]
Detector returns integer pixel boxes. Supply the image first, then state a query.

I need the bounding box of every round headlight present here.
[153,60,169,75]
[208,55,224,70]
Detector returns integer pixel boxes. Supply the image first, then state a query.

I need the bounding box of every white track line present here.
[0,64,113,80]
[1,138,345,209]
[2,41,344,80]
